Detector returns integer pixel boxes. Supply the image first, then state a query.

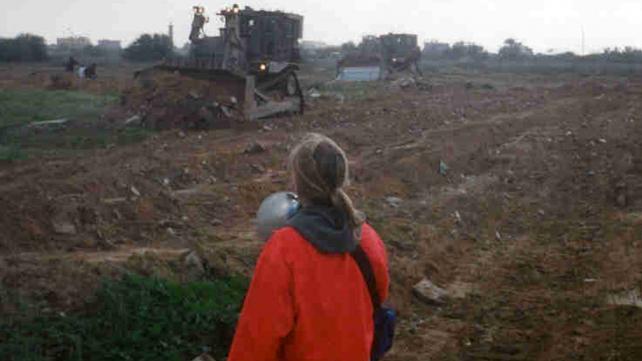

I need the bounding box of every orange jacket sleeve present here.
[227,235,295,361]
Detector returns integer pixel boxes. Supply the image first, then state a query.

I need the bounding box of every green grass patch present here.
[0,144,26,161]
[0,274,248,361]
[0,90,117,127]
[0,89,155,159]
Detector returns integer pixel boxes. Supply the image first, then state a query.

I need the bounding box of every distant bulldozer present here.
[337,33,422,81]
[380,33,422,77]
[145,4,305,121]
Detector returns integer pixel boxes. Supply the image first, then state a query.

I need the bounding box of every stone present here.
[413,278,449,305]
[454,211,463,224]
[250,164,266,173]
[385,196,403,208]
[392,77,416,89]
[244,141,266,154]
[184,251,205,273]
[53,221,77,235]
[130,186,141,197]
[191,354,216,361]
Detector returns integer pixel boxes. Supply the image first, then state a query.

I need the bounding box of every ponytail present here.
[290,133,365,236]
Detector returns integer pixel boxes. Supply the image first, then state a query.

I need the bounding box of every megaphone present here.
[256,192,301,241]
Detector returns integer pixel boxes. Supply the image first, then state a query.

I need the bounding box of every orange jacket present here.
[227,223,390,361]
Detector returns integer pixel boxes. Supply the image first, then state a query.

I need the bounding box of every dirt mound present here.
[106,69,247,130]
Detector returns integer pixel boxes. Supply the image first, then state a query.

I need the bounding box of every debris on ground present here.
[183,250,205,274]
[392,77,416,90]
[413,278,449,305]
[191,354,217,361]
[439,160,449,176]
[130,186,141,197]
[385,196,403,208]
[607,289,642,308]
[52,220,77,235]
[123,115,142,126]
[244,141,267,154]
[27,118,69,128]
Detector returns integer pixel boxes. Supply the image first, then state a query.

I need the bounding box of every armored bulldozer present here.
[337,33,422,81]
[153,4,305,120]
[380,33,422,77]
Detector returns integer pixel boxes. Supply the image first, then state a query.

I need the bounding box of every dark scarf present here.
[287,205,360,254]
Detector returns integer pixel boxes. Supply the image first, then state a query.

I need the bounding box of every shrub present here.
[123,34,173,62]
[0,274,248,361]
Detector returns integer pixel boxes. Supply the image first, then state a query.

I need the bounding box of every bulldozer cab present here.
[337,33,422,81]
[237,9,303,64]
[379,33,422,77]
[187,4,304,74]
[380,34,419,62]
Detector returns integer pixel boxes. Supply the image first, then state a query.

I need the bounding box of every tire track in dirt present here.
[374,88,641,360]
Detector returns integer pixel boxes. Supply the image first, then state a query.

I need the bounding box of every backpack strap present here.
[351,245,381,310]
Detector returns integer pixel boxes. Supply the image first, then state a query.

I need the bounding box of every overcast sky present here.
[1,0,641,53]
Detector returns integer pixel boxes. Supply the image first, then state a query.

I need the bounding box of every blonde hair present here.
[289,133,365,230]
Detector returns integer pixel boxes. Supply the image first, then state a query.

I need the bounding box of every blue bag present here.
[351,246,396,361]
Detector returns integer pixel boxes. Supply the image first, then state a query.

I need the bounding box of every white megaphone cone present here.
[255,192,301,241]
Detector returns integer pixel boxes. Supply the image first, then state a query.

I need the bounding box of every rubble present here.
[106,70,242,130]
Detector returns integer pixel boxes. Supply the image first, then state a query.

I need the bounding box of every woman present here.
[228,133,390,361]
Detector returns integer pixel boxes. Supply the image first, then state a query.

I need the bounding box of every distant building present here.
[56,36,92,49]
[301,41,328,50]
[423,41,450,56]
[97,40,122,51]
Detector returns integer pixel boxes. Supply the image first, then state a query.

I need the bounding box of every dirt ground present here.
[1,63,641,360]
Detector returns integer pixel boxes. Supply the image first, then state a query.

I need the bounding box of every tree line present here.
[0,33,173,63]
[2,32,642,64]
[421,38,642,63]
[0,34,48,62]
